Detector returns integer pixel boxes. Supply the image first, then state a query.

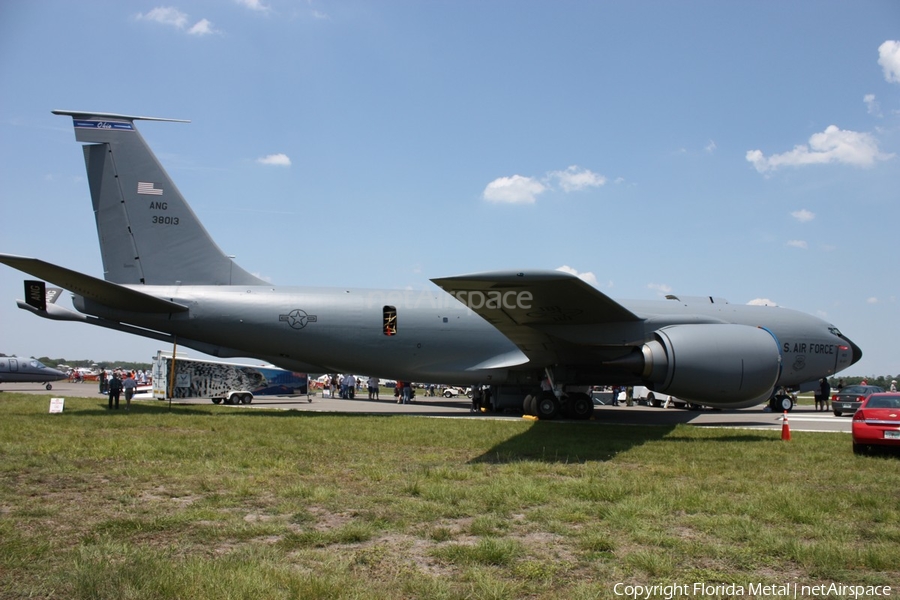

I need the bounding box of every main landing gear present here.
[523,390,594,421]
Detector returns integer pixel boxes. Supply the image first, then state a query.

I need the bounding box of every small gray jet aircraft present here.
[0,356,67,390]
[0,111,862,418]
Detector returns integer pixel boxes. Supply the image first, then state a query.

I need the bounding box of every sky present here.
[0,1,898,377]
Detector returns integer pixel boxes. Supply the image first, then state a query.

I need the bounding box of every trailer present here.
[152,351,308,404]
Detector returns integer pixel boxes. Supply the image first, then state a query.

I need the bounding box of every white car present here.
[618,385,693,408]
[442,386,471,398]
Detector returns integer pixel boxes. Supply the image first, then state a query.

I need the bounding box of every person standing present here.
[123,372,137,411]
[367,376,379,400]
[108,372,122,410]
[402,381,412,404]
[820,378,831,412]
[341,374,356,399]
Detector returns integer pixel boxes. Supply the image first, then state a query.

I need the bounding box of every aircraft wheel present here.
[45,383,53,390]
[568,393,594,420]
[522,394,534,415]
[775,395,793,412]
[535,392,559,420]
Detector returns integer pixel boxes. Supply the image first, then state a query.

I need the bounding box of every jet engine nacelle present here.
[640,324,781,407]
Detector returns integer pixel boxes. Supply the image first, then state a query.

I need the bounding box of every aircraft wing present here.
[0,254,187,314]
[431,270,641,364]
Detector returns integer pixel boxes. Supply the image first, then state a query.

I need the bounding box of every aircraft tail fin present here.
[52,110,265,286]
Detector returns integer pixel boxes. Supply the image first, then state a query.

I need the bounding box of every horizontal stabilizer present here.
[0,254,187,314]
[51,109,190,124]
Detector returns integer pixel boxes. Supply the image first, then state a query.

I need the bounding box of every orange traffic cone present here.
[781,411,791,441]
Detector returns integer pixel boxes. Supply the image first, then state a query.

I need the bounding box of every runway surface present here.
[2,380,852,434]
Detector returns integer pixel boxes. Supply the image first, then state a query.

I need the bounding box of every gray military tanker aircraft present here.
[0,111,862,418]
[0,356,67,390]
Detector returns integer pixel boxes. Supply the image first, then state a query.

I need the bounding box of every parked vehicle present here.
[851,393,900,454]
[152,351,308,405]
[442,386,471,398]
[832,385,885,416]
[619,385,694,408]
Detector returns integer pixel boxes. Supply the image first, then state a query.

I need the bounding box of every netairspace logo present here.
[364,288,533,312]
[612,582,893,599]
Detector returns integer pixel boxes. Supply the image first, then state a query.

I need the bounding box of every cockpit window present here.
[828,326,842,337]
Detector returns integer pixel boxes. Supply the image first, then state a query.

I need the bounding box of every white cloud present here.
[236,0,270,12]
[137,7,189,28]
[748,298,779,307]
[746,125,892,173]
[864,94,882,117]
[483,175,546,204]
[878,40,900,83]
[648,282,672,296]
[705,140,717,153]
[187,18,217,35]
[483,165,607,204]
[786,240,808,249]
[136,7,219,35]
[867,297,879,304]
[790,209,815,223]
[257,153,291,166]
[556,265,598,286]
[547,166,606,192]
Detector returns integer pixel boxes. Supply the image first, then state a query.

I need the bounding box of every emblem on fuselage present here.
[792,355,806,371]
[279,309,317,330]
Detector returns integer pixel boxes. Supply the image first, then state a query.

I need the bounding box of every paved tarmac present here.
[2,380,851,434]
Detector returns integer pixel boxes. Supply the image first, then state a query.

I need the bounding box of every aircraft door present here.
[9,359,18,373]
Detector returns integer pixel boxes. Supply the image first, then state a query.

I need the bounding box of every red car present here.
[852,393,900,455]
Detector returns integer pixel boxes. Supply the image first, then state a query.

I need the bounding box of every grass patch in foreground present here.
[1,394,898,599]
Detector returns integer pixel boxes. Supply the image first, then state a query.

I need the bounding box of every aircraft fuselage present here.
[74,284,857,401]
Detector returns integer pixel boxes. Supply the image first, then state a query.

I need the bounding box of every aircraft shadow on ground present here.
[660,432,781,443]
[469,420,677,465]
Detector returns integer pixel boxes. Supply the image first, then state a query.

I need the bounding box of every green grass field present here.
[1,394,897,599]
